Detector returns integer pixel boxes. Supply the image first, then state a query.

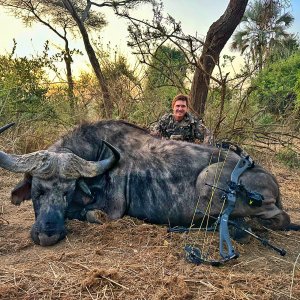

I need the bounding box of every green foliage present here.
[252,51,300,114]
[231,0,297,70]
[0,54,55,122]
[133,45,188,126]
[276,148,300,168]
[146,45,187,89]
[0,49,71,152]
[296,70,300,108]
[74,45,140,121]
[256,112,276,126]
[128,87,176,127]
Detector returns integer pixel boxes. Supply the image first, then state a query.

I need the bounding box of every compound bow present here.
[169,147,286,266]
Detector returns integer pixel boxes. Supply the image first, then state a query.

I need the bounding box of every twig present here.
[184,279,219,291]
[232,256,264,268]
[0,216,9,224]
[101,275,129,290]
[65,235,74,248]
[290,252,300,299]
[261,287,298,300]
[85,286,95,300]
[48,263,58,279]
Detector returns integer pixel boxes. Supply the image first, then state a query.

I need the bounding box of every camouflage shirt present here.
[151,112,205,142]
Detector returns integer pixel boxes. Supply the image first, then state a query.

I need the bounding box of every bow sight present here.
[169,149,287,266]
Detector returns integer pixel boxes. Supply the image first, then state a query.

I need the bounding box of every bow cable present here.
[184,145,232,263]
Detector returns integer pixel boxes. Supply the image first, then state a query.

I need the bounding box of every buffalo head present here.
[0,141,120,246]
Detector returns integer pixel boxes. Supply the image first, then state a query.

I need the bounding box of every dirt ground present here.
[0,160,300,300]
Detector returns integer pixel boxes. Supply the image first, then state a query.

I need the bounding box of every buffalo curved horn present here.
[69,141,121,178]
[97,140,121,172]
[0,150,54,175]
[0,122,15,134]
[0,141,120,179]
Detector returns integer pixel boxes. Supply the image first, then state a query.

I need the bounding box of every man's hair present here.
[171,94,189,108]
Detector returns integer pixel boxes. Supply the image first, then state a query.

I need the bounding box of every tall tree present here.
[119,0,248,117]
[146,45,188,91]
[231,0,295,71]
[0,0,105,116]
[0,49,53,124]
[61,0,152,118]
[56,0,111,118]
[190,0,248,117]
[0,0,151,119]
[143,45,189,119]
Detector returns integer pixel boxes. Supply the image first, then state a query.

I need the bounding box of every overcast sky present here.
[0,0,299,76]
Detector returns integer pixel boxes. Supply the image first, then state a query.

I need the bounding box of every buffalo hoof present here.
[86,210,109,224]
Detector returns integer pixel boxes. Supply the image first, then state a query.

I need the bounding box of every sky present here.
[0,0,299,78]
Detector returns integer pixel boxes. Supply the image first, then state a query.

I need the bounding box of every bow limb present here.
[218,155,253,259]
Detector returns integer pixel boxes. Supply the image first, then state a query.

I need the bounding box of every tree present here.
[146,45,188,106]
[0,0,99,116]
[95,44,141,119]
[58,0,111,117]
[231,0,296,71]
[0,48,54,123]
[145,45,188,91]
[190,0,248,117]
[60,0,152,118]
[119,0,248,117]
[0,0,151,119]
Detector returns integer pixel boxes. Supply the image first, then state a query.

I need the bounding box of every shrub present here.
[276,148,300,169]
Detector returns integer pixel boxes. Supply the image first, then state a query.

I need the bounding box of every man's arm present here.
[150,121,162,136]
[150,114,169,137]
[194,118,205,142]
[195,119,214,144]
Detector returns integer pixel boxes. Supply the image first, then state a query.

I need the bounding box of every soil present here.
[0,161,300,300]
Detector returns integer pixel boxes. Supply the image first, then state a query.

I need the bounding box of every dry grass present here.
[0,160,300,300]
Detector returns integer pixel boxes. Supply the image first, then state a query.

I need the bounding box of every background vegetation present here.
[0,0,299,167]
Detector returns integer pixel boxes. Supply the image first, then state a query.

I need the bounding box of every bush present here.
[276,148,300,169]
[252,51,300,114]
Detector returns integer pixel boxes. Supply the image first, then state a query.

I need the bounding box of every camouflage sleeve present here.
[194,118,205,142]
[150,121,162,136]
[150,114,168,136]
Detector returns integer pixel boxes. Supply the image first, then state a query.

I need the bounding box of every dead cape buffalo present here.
[0,120,297,246]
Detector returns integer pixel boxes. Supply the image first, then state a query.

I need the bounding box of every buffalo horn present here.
[0,150,53,175]
[0,141,120,179]
[71,141,120,178]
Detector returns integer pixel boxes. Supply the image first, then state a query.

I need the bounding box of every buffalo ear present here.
[77,178,92,197]
[74,179,94,205]
[11,174,32,205]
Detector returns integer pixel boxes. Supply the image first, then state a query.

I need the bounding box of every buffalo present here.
[0,120,297,246]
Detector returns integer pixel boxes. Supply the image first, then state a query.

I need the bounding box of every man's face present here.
[173,100,188,121]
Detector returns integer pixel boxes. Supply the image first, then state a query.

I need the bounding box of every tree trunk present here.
[62,0,112,119]
[190,0,248,117]
[63,37,76,118]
